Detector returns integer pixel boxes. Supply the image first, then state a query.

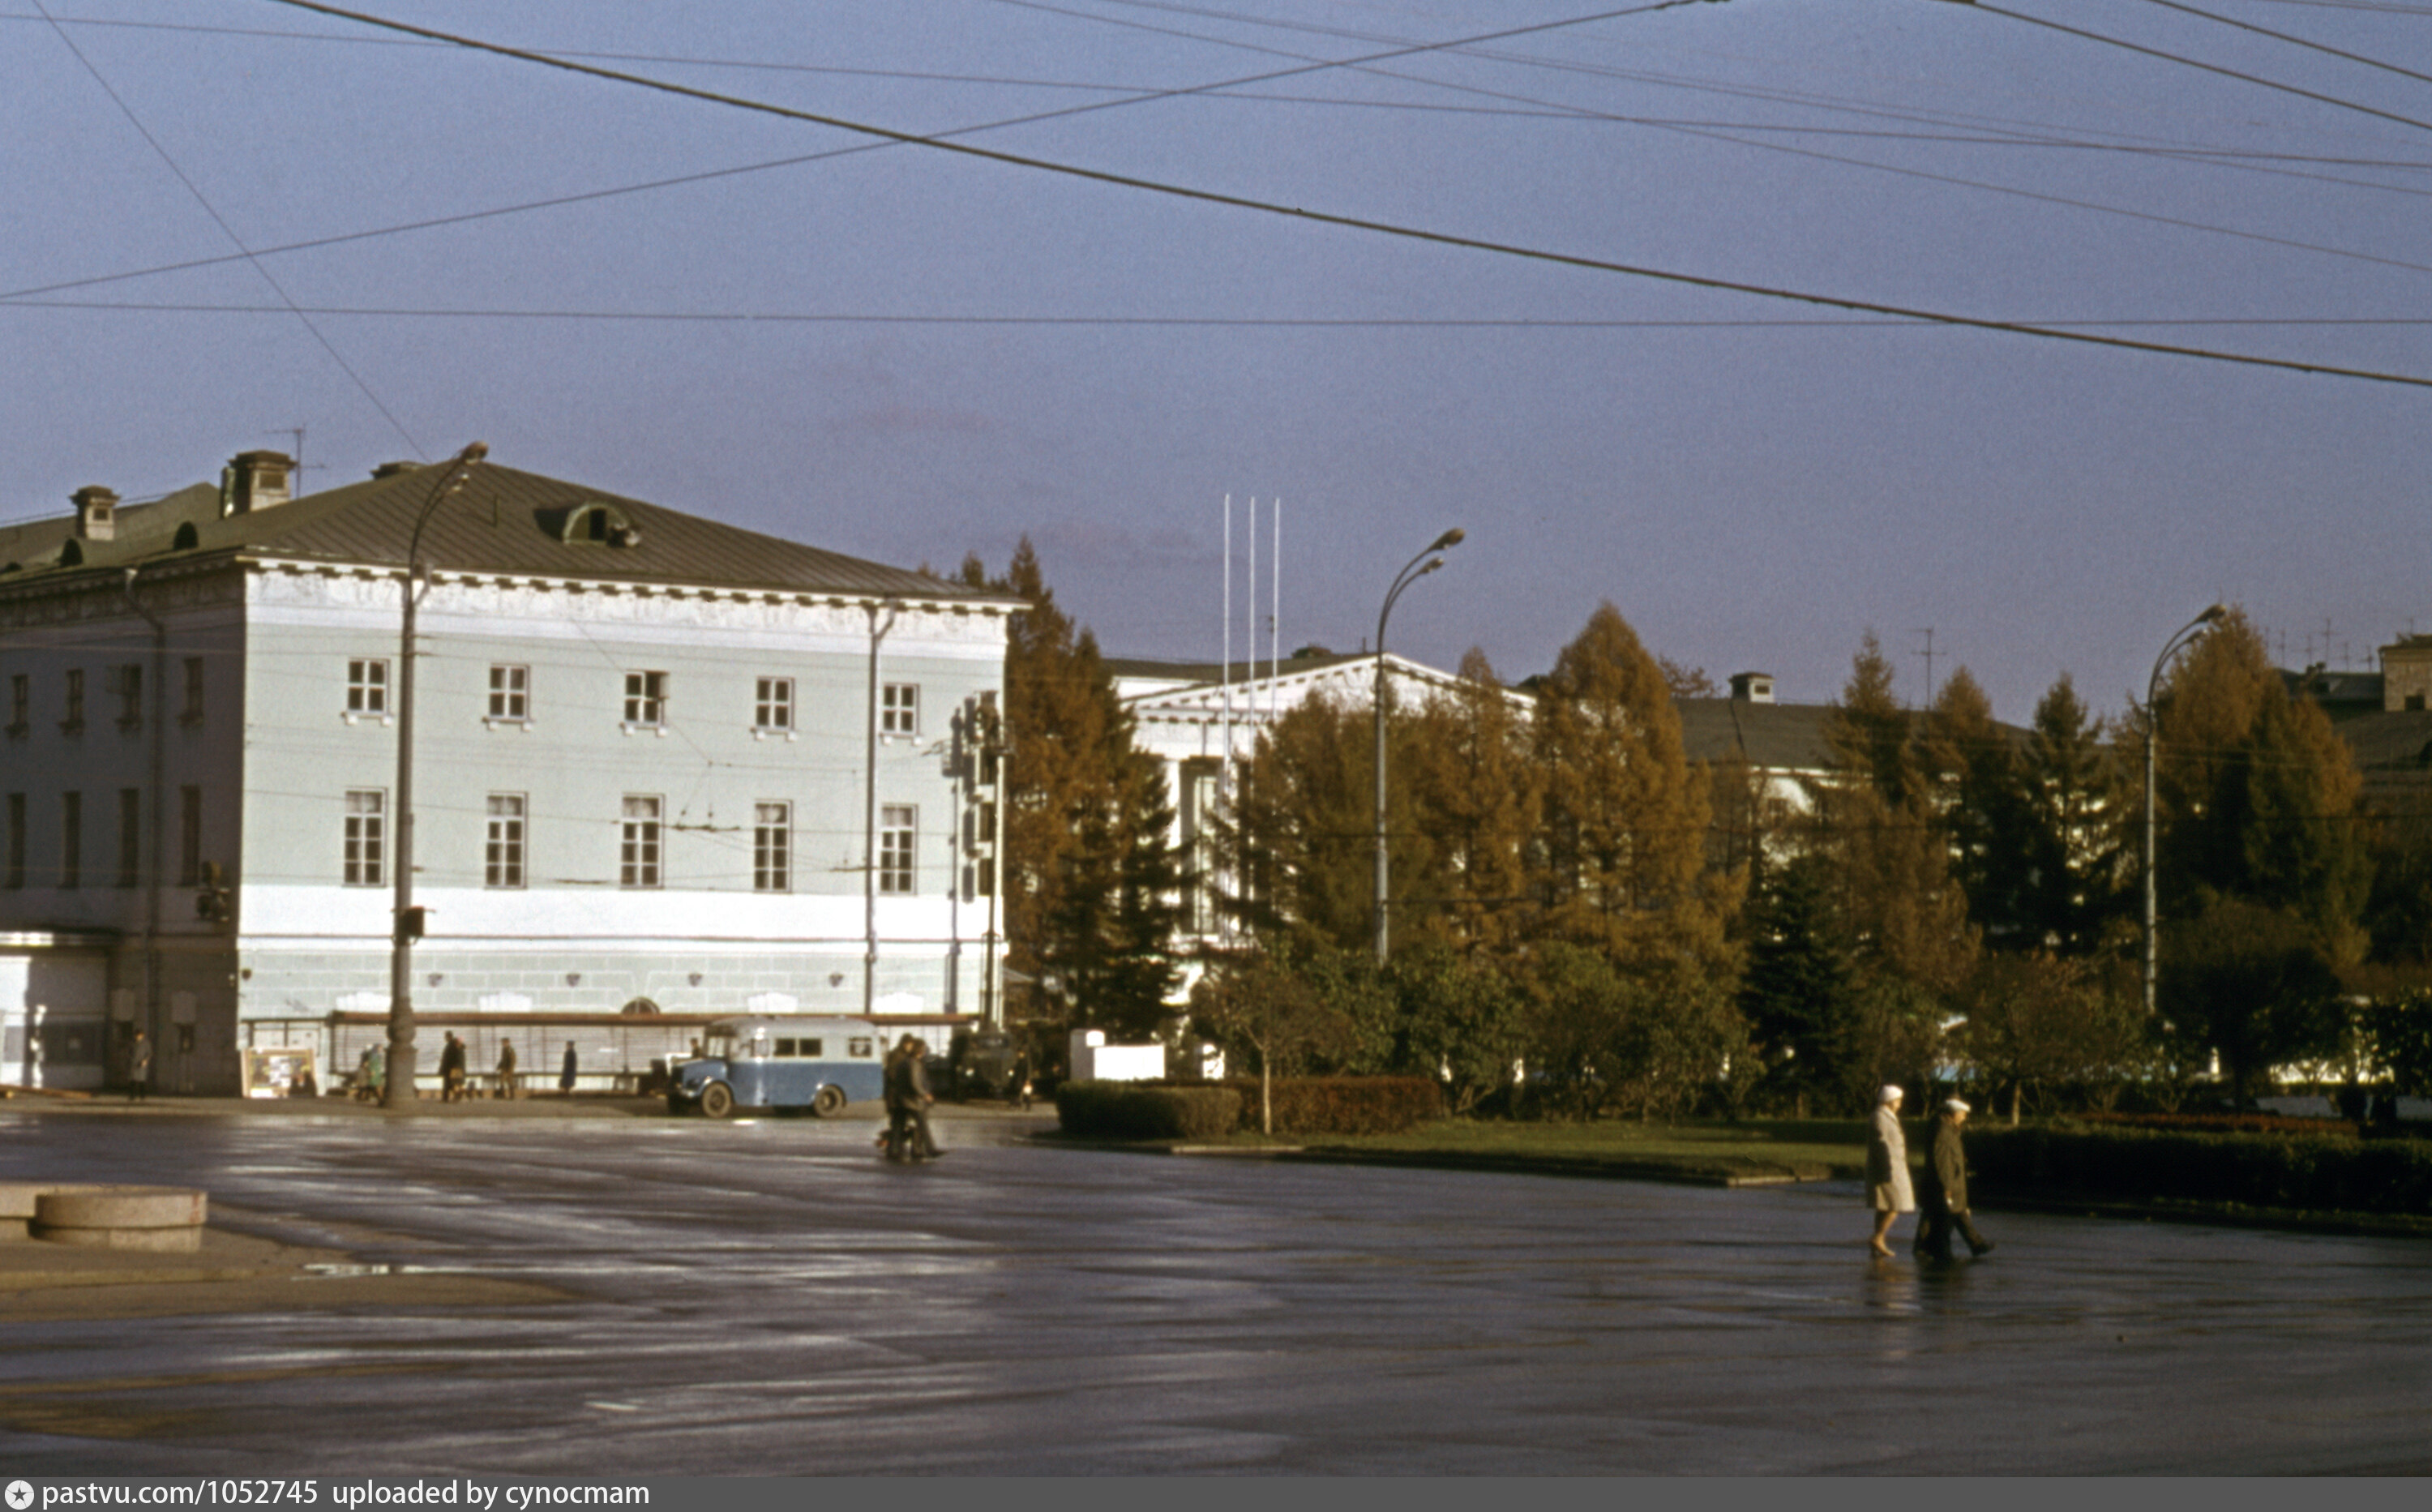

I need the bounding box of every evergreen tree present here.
[1921,666,2036,947]
[1736,854,1854,1113]
[2018,674,2124,955]
[958,542,1189,1033]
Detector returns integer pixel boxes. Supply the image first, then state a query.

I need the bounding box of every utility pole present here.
[383,443,488,1107]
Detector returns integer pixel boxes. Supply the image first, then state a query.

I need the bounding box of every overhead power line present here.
[11,298,2432,329]
[1962,0,2432,137]
[30,0,426,456]
[2134,0,2432,88]
[258,0,2432,392]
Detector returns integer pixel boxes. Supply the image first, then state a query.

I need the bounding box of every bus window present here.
[849,1037,873,1058]
[801,1039,822,1057]
[775,1039,798,1057]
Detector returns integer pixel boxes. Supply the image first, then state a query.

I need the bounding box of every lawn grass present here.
[1188,1117,1874,1184]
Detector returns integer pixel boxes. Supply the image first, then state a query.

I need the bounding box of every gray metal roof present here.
[0,461,1015,606]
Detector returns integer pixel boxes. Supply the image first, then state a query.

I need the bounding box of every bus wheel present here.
[700,1082,735,1119]
[811,1085,847,1119]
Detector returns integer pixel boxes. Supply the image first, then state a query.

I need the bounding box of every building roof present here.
[1672,696,1843,771]
[0,459,1014,607]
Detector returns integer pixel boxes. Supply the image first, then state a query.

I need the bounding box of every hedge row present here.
[2070,1112,2364,1137]
[1210,1077,1442,1136]
[1967,1125,2432,1214]
[1054,1082,1242,1141]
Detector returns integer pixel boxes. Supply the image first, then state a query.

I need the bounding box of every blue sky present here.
[6,0,2429,722]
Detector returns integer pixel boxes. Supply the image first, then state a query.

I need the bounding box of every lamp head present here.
[1418,557,1444,576]
[2197,603,2225,624]
[460,441,490,464]
[1429,528,1466,551]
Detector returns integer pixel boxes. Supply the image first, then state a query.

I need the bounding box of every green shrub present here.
[1214,1076,1441,1135]
[1967,1124,2432,1214]
[1055,1082,1241,1141]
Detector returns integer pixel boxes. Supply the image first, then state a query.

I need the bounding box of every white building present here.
[1,450,1016,1095]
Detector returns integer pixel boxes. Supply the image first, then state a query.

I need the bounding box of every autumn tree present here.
[1403,648,1540,956]
[1920,666,2036,949]
[1530,603,1736,980]
[958,541,1188,1034]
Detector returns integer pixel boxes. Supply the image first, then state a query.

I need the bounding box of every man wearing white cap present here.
[1866,1085,1913,1257]
[1914,1096,1995,1261]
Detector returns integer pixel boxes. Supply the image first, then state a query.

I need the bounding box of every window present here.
[178,786,201,888]
[347,659,387,715]
[62,669,83,733]
[345,790,386,886]
[7,674,27,735]
[880,805,915,894]
[488,665,529,722]
[59,791,80,889]
[486,794,526,889]
[113,664,142,729]
[117,789,140,888]
[753,802,790,893]
[755,677,793,732]
[881,683,918,735]
[181,657,204,725]
[4,793,22,889]
[623,670,667,727]
[620,795,662,888]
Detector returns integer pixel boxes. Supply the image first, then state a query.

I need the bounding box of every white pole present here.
[1271,497,1282,730]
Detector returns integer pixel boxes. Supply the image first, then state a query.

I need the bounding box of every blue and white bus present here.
[667,1016,886,1118]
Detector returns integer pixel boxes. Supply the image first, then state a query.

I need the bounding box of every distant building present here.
[1,450,1017,1095]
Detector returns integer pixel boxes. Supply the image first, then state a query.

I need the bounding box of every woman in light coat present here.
[1866,1084,1914,1257]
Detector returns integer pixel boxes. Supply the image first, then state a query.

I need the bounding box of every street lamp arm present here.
[2142,602,2224,1022]
[1373,529,1463,965]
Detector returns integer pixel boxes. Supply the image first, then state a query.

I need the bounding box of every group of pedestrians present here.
[880,1034,944,1163]
[1866,1084,1995,1261]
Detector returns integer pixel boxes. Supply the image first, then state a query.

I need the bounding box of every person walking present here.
[1913,1097,1996,1261]
[905,1038,943,1160]
[559,1041,579,1096]
[1867,1085,1914,1258]
[495,1038,520,1100]
[439,1031,469,1103]
[128,1030,152,1103]
[881,1035,917,1161]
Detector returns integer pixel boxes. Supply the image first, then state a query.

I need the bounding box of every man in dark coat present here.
[904,1039,944,1160]
[1914,1097,1995,1261]
[438,1032,469,1103]
[881,1037,914,1161]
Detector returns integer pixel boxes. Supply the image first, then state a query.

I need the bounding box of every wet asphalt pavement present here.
[1,1109,2428,1476]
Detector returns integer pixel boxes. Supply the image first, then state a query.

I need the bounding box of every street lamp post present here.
[384,442,489,1108]
[2143,604,2226,1019]
[1373,529,1464,964]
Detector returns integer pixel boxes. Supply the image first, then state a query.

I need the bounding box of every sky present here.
[5,0,2430,726]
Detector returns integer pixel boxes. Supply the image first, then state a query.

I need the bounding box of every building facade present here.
[2,451,1015,1095]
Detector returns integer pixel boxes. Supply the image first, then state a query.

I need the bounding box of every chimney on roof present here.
[370,460,422,480]
[1729,671,1776,705]
[223,450,293,515]
[71,486,118,542]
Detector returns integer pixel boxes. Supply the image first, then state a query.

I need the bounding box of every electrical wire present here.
[27,2,426,458]
[252,0,2432,392]
[1966,0,2432,137]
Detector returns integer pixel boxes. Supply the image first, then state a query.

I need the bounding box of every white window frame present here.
[487,664,530,725]
[623,670,668,731]
[486,793,526,889]
[345,790,386,887]
[621,795,662,889]
[752,801,790,893]
[755,677,794,736]
[346,658,388,717]
[879,804,916,895]
[881,683,918,736]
